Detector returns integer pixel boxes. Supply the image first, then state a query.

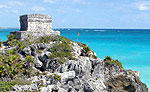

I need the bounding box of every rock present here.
[72,42,82,57]
[1,14,148,92]
[60,71,76,82]
[43,59,60,72]
[38,54,48,63]
[13,84,38,91]
[83,83,94,92]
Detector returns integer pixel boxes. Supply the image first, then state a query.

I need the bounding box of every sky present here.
[0,0,150,29]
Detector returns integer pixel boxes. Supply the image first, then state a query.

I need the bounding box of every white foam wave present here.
[94,30,106,32]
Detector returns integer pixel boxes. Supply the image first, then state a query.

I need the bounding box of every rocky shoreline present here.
[0,35,148,92]
[0,14,148,92]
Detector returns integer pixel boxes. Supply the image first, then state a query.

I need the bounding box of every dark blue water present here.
[0,28,150,87]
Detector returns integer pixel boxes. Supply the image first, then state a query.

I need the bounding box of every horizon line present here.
[1,27,150,30]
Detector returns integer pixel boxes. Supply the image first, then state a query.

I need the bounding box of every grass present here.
[0,79,31,91]
[36,49,42,54]
[25,56,33,63]
[49,74,61,80]
[0,81,12,92]
[104,56,123,68]
[78,42,97,59]
[0,50,23,78]
[48,41,74,64]
[9,79,31,85]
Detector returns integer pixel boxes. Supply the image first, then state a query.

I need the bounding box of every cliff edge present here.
[0,14,148,92]
[0,34,148,92]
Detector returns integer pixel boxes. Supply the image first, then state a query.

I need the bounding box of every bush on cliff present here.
[48,41,74,64]
[7,34,18,47]
[104,56,123,68]
[78,42,97,59]
[0,50,23,78]
[0,79,31,91]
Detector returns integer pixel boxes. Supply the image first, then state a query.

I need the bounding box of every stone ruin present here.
[11,14,60,40]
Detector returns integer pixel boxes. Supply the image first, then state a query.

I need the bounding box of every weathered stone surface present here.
[13,40,148,92]
[20,14,52,32]
[11,14,60,40]
[11,31,60,41]
[13,84,38,91]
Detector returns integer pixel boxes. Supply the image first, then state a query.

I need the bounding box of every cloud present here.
[5,10,19,13]
[72,0,84,3]
[32,7,46,12]
[43,0,56,4]
[0,5,9,8]
[43,0,85,4]
[136,1,150,11]
[8,1,24,6]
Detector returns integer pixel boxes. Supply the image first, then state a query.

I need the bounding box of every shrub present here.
[49,74,61,80]
[17,42,25,50]
[25,56,33,63]
[104,56,112,61]
[36,50,42,54]
[56,36,72,43]
[78,43,91,52]
[34,36,51,43]
[78,42,97,59]
[7,34,18,47]
[104,56,123,68]
[7,49,17,55]
[0,79,31,91]
[7,34,17,41]
[0,81,12,91]
[0,50,23,78]
[9,79,31,85]
[48,41,74,64]
[7,39,18,47]
[92,55,97,59]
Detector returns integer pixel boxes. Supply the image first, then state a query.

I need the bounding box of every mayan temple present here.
[11,14,60,40]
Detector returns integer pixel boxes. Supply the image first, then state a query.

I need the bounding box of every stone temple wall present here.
[11,14,60,40]
[20,14,52,32]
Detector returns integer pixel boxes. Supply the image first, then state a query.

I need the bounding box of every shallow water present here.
[0,28,150,88]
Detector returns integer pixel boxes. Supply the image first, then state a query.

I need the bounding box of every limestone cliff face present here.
[11,39,148,92]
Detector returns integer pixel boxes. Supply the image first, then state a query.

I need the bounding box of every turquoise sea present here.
[0,28,150,88]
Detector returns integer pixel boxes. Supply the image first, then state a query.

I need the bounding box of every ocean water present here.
[0,28,150,88]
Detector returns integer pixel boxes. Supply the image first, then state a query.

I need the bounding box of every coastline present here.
[0,28,150,88]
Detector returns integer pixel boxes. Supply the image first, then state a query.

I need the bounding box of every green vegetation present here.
[17,42,25,50]
[7,34,31,50]
[7,49,17,55]
[34,36,51,43]
[9,79,31,85]
[104,56,123,68]
[92,55,97,59]
[48,41,74,64]
[0,48,35,79]
[0,81,12,92]
[0,50,22,78]
[25,56,33,63]
[78,42,97,59]
[7,34,18,47]
[36,49,42,54]
[49,74,61,80]
[0,79,31,92]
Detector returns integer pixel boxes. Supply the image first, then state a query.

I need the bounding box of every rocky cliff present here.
[0,35,148,92]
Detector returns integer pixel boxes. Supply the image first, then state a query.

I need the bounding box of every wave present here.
[94,30,106,32]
